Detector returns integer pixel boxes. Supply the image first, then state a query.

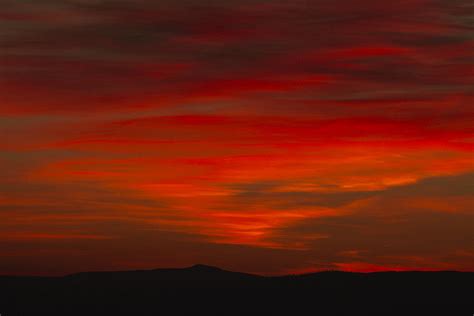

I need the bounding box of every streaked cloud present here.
[0,0,472,275]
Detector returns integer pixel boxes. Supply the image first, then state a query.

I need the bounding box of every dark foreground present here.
[1,264,472,315]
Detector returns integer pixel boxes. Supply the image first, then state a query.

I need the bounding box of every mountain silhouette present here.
[65,264,259,282]
[1,265,472,315]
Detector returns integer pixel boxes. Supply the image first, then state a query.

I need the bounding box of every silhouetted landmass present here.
[1,265,472,315]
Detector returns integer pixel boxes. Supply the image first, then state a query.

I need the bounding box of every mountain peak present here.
[188,264,223,272]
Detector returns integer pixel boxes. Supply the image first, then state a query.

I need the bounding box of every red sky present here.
[1,0,473,275]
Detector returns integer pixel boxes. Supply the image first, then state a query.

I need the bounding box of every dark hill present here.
[0,266,472,315]
[65,264,259,282]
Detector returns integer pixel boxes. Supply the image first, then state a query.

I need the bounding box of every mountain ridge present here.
[1,264,472,279]
[0,265,472,315]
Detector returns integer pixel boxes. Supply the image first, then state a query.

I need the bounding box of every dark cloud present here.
[228,181,379,209]
[1,0,472,113]
[384,172,474,197]
[265,172,474,269]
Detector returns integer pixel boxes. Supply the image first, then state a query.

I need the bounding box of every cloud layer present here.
[0,0,473,275]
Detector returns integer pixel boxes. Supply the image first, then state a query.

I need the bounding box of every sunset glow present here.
[1,0,473,275]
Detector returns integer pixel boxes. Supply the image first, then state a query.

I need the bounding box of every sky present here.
[0,0,473,276]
